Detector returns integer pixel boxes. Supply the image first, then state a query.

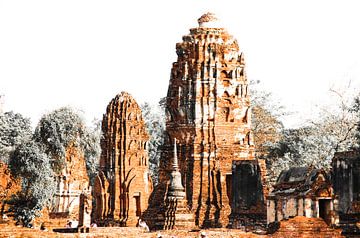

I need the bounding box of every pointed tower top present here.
[167,137,185,198]
[173,138,179,170]
[197,12,222,28]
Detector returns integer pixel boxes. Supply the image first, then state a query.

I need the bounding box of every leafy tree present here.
[141,102,166,185]
[34,107,86,172]
[0,111,32,163]
[265,87,358,184]
[82,119,102,184]
[7,107,101,225]
[250,84,287,186]
[33,107,100,180]
[8,140,55,226]
[251,88,284,159]
[353,93,360,148]
[251,83,358,185]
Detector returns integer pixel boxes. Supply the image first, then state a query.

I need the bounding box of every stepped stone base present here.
[163,198,194,230]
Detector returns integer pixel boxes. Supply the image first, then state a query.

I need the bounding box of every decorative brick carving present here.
[146,12,256,229]
[94,92,152,227]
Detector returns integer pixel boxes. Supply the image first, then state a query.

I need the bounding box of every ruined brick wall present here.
[153,13,255,228]
[332,151,360,214]
[229,160,266,230]
[332,151,360,235]
[267,168,334,227]
[94,92,152,226]
[51,144,89,220]
[0,162,20,216]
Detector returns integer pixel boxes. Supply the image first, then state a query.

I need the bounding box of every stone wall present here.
[94,92,152,227]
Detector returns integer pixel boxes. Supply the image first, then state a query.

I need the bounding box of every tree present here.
[251,88,284,159]
[141,102,166,185]
[266,86,358,184]
[34,107,86,172]
[251,82,359,185]
[250,84,287,186]
[82,118,102,184]
[0,111,32,163]
[8,140,55,227]
[6,107,101,225]
[33,107,100,180]
[352,93,360,148]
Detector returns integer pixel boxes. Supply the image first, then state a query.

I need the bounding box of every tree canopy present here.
[0,111,32,163]
[141,102,166,185]
[33,107,100,177]
[8,140,55,227]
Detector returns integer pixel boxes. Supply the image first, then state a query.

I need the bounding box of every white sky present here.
[1,0,360,128]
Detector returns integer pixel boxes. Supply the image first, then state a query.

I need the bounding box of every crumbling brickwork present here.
[229,160,266,230]
[51,144,89,220]
[0,162,20,217]
[78,191,92,228]
[146,12,256,229]
[94,92,152,227]
[332,151,360,235]
[267,167,334,227]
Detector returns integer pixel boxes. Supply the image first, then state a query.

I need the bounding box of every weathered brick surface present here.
[332,151,360,236]
[146,12,256,229]
[267,167,334,226]
[229,160,266,230]
[94,92,152,226]
[0,162,20,216]
[51,144,90,220]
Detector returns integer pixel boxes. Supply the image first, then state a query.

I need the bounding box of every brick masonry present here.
[145,12,258,229]
[93,92,152,226]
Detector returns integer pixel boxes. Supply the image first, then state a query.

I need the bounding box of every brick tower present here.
[146,13,256,228]
[94,92,152,226]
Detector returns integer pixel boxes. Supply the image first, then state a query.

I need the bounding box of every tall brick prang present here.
[94,92,152,226]
[146,12,257,229]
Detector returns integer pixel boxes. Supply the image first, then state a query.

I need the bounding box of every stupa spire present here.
[167,138,185,198]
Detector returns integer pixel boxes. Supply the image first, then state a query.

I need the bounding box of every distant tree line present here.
[251,83,360,185]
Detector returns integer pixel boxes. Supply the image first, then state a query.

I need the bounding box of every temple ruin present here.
[267,167,333,226]
[51,144,90,220]
[93,92,152,227]
[0,162,20,218]
[229,160,266,230]
[145,12,265,229]
[78,191,92,230]
[332,151,360,235]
